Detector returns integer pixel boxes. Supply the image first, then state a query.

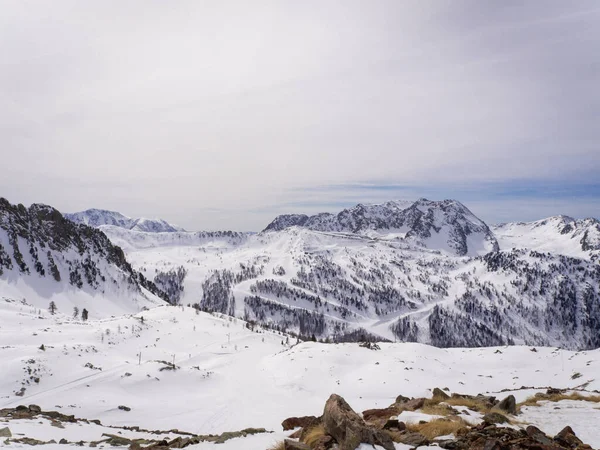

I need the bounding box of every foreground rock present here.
[1,406,270,449]
[496,395,517,415]
[438,423,592,450]
[284,440,311,450]
[322,394,394,450]
[282,416,320,431]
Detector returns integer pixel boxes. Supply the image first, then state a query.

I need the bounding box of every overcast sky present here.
[1,1,599,231]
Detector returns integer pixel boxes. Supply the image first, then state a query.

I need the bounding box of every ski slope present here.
[1,298,600,448]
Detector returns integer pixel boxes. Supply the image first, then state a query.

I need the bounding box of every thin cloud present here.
[0,1,599,230]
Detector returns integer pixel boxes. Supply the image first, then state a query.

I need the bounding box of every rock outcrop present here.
[321,394,394,450]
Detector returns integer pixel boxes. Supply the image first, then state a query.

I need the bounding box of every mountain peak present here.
[65,209,185,233]
[262,199,498,256]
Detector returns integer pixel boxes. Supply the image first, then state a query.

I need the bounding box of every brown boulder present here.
[288,429,302,439]
[28,405,42,414]
[482,439,502,450]
[284,440,311,450]
[439,424,593,450]
[395,394,410,403]
[282,416,320,431]
[383,418,405,431]
[482,412,509,425]
[526,425,554,446]
[322,394,394,450]
[312,435,334,450]
[362,407,397,422]
[396,397,425,412]
[394,431,429,447]
[554,426,583,448]
[496,395,517,415]
[433,388,450,400]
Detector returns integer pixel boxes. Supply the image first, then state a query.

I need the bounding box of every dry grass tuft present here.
[301,424,326,448]
[406,418,469,440]
[384,429,407,443]
[267,440,285,450]
[518,392,600,410]
[443,397,490,413]
[420,401,457,417]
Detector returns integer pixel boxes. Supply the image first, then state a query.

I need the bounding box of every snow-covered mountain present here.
[493,215,600,261]
[111,223,600,350]
[65,208,185,233]
[263,199,499,256]
[3,197,600,350]
[0,198,167,315]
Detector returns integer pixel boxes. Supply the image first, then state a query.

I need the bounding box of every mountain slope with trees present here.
[0,198,167,316]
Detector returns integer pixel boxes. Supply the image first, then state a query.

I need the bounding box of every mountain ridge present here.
[65,208,185,233]
[263,198,499,256]
[3,196,600,350]
[0,198,168,315]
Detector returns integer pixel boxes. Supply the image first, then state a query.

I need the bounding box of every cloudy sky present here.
[1,1,599,231]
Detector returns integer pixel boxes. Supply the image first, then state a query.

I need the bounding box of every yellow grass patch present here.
[405,418,469,440]
[518,392,600,410]
[267,441,285,450]
[301,424,326,448]
[442,396,491,413]
[420,401,457,417]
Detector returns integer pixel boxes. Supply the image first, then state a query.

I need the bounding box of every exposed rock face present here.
[281,416,320,431]
[0,197,169,303]
[262,199,499,256]
[433,387,450,400]
[322,394,394,450]
[0,427,12,437]
[496,395,517,415]
[482,412,509,425]
[362,407,398,423]
[554,426,585,448]
[394,431,429,447]
[263,214,310,232]
[283,439,311,450]
[438,423,592,450]
[395,397,426,412]
[526,426,554,446]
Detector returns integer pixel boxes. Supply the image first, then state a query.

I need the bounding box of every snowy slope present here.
[108,224,600,350]
[493,215,600,261]
[0,302,599,448]
[66,209,185,233]
[263,199,498,256]
[99,226,249,252]
[0,198,166,317]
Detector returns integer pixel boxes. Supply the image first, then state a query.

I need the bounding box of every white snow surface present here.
[1,301,599,448]
[493,215,600,259]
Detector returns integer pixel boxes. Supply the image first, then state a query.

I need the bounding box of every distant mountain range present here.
[2,196,600,349]
[65,209,185,233]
